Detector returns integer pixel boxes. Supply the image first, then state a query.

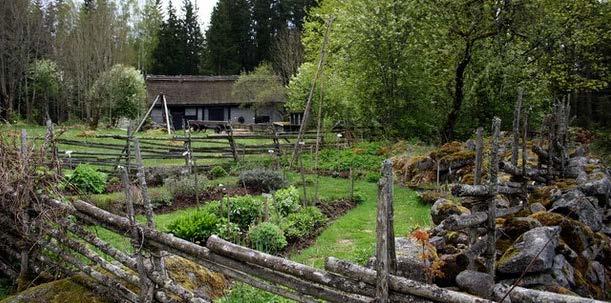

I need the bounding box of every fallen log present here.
[493,283,607,303]
[47,228,185,303]
[452,184,523,197]
[499,161,548,183]
[45,199,368,303]
[42,241,140,303]
[207,236,373,303]
[325,257,492,303]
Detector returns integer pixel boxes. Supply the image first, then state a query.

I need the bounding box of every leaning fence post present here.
[376,159,396,302]
[134,139,167,279]
[486,117,501,278]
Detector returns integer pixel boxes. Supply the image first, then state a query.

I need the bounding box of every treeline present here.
[0,0,314,124]
[289,0,610,141]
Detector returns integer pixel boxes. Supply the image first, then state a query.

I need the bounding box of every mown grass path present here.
[288,173,430,267]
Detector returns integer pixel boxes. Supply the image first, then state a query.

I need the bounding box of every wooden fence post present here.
[376,159,396,302]
[511,88,523,166]
[184,122,193,173]
[134,139,167,279]
[121,144,154,302]
[227,124,238,161]
[17,129,31,291]
[486,117,501,278]
[474,127,483,185]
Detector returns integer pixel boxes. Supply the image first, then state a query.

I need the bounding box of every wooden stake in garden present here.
[486,117,501,278]
[511,88,523,166]
[375,159,396,303]
[291,16,334,166]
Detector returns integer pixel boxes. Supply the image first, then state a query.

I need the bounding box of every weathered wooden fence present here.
[33,124,335,173]
[1,105,603,303]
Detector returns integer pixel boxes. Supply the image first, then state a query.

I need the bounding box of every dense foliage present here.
[164,174,208,197]
[248,222,288,254]
[167,211,220,243]
[299,142,387,173]
[87,64,146,126]
[272,186,301,217]
[280,206,327,242]
[65,164,107,194]
[209,166,228,179]
[239,169,287,192]
[295,0,610,140]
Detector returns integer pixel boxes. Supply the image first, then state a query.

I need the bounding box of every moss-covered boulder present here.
[501,216,542,240]
[430,198,470,225]
[497,226,559,275]
[529,211,595,253]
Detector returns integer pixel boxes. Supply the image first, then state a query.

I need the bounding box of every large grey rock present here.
[499,273,556,287]
[497,226,560,274]
[529,202,546,213]
[551,254,575,288]
[550,190,603,232]
[455,270,493,298]
[586,261,605,291]
[430,198,470,225]
[367,237,431,282]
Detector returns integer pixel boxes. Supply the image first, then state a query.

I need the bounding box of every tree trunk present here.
[442,40,473,143]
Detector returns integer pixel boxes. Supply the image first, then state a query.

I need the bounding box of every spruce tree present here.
[181,0,204,74]
[205,0,253,75]
[151,2,184,74]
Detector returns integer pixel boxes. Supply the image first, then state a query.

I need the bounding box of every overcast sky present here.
[164,0,219,29]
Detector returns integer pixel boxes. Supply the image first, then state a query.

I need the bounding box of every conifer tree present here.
[181,0,204,74]
[151,2,184,74]
[205,0,253,75]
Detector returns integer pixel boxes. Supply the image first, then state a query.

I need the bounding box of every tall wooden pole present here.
[473,127,484,185]
[162,94,171,135]
[376,159,396,302]
[135,94,160,133]
[511,88,523,166]
[486,117,501,278]
[291,17,334,166]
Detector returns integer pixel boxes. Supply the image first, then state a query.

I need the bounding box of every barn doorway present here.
[208,107,225,121]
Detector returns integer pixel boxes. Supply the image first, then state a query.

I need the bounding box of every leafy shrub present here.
[238,169,286,192]
[299,142,386,173]
[167,211,219,243]
[281,207,327,241]
[352,192,366,205]
[164,174,208,197]
[209,166,228,179]
[273,186,301,217]
[365,172,380,183]
[224,195,263,231]
[149,188,173,208]
[66,164,107,194]
[217,220,241,243]
[248,222,287,254]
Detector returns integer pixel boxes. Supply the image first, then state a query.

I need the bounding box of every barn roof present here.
[146,75,283,106]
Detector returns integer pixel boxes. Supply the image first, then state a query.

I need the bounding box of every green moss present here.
[530,212,595,252]
[1,275,109,303]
